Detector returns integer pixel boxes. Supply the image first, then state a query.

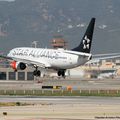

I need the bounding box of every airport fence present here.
[0,89,120,96]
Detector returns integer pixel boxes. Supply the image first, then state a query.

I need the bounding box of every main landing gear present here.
[57,70,66,78]
[33,66,41,77]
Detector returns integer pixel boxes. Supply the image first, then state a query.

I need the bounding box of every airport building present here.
[51,35,67,49]
[0,66,34,81]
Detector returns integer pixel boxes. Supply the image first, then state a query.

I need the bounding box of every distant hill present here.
[0,0,120,53]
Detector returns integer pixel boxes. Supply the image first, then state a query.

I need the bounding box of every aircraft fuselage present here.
[8,47,91,69]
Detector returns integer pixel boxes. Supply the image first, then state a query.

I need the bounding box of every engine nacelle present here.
[10,61,26,70]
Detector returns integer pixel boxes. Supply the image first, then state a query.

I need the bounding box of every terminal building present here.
[0,68,34,81]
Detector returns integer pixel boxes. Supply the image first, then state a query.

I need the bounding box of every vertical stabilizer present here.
[72,18,95,53]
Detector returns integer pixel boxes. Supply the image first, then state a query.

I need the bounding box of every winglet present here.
[72,18,95,53]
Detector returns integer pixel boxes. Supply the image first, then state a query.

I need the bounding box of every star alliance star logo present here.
[83,36,90,49]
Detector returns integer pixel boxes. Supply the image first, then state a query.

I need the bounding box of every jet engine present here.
[10,61,26,70]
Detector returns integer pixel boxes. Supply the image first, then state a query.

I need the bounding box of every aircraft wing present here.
[0,54,51,68]
[93,52,120,57]
[0,54,13,60]
[87,54,120,64]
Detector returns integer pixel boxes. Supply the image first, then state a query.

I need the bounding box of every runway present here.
[0,78,120,90]
[0,96,120,105]
[0,96,120,120]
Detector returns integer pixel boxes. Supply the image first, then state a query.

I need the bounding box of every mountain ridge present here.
[0,0,120,54]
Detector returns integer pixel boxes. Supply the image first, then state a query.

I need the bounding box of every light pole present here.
[31,41,38,48]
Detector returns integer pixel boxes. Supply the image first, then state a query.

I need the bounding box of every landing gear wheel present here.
[57,70,65,78]
[33,70,37,76]
[37,70,41,76]
[58,71,61,76]
[33,70,41,76]
[61,71,65,77]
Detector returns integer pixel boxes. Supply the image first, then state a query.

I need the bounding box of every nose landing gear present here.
[33,66,41,77]
[33,70,41,76]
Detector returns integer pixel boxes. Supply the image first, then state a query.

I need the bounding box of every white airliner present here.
[0,18,96,77]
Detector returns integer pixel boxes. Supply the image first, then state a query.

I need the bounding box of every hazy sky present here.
[0,0,120,54]
[0,0,15,1]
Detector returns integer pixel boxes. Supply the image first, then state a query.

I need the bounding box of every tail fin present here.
[72,18,95,53]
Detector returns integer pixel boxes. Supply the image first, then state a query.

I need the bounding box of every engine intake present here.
[19,62,26,70]
[10,61,26,70]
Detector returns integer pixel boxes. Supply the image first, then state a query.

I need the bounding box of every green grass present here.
[0,89,120,97]
[0,102,31,107]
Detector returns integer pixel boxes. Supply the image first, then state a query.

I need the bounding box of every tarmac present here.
[0,96,120,120]
[0,77,120,90]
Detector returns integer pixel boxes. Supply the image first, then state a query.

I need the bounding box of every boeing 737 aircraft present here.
[0,18,95,77]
